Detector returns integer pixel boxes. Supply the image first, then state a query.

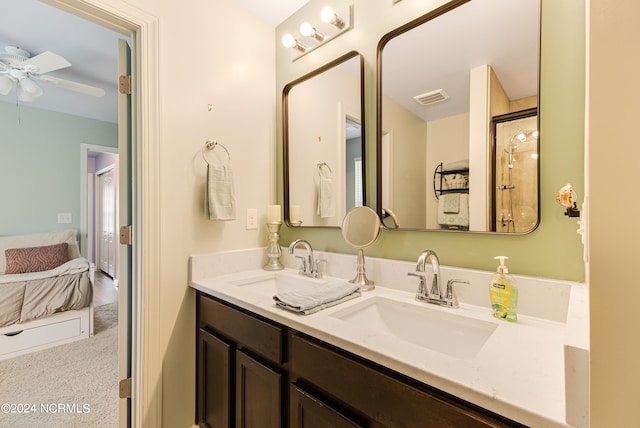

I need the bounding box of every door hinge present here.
[119,225,132,245]
[119,75,132,94]
[119,378,132,399]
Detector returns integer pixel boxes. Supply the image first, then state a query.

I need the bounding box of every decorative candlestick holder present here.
[263,222,284,271]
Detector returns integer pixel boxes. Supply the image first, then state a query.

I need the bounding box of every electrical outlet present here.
[246,209,258,230]
[57,213,73,224]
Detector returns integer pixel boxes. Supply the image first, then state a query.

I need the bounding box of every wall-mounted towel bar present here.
[202,139,231,165]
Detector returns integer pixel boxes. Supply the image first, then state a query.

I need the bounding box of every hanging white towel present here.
[205,164,236,220]
[438,193,469,229]
[317,175,335,218]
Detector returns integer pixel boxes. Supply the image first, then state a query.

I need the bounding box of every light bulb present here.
[532,130,539,138]
[300,22,314,37]
[517,132,526,142]
[281,33,296,48]
[300,22,325,42]
[321,6,345,29]
[320,6,335,24]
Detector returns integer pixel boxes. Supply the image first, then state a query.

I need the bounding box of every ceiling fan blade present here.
[22,51,71,74]
[37,75,105,97]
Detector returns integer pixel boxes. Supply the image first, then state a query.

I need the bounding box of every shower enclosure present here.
[492,109,539,233]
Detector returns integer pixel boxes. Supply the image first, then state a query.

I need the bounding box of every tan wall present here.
[426,113,469,229]
[288,64,360,227]
[589,0,640,425]
[68,0,277,426]
[381,95,428,228]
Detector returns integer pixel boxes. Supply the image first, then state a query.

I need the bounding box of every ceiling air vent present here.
[413,89,449,106]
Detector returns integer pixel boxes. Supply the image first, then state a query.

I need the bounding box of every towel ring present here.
[202,139,231,165]
[316,161,332,177]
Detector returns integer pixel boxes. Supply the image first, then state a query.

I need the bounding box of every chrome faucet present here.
[408,250,468,308]
[288,239,324,278]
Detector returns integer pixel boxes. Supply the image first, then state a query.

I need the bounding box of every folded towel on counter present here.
[438,193,469,229]
[441,193,460,214]
[205,164,236,220]
[316,175,335,218]
[274,281,361,315]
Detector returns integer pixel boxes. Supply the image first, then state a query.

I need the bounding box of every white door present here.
[98,167,116,277]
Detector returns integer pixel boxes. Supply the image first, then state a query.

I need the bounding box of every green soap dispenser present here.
[489,256,518,322]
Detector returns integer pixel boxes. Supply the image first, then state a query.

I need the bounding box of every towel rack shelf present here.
[433,162,469,200]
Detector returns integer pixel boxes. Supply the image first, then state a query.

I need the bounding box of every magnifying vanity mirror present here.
[341,206,381,290]
[377,0,540,233]
[284,51,365,228]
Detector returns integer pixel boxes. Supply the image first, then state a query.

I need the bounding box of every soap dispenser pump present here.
[489,256,518,322]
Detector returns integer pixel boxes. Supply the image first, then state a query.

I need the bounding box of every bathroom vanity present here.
[196,290,522,427]
[191,249,588,428]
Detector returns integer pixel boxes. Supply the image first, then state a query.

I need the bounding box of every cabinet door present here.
[198,328,233,428]
[290,384,364,428]
[236,350,282,428]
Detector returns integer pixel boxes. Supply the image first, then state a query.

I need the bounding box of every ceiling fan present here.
[0,45,105,101]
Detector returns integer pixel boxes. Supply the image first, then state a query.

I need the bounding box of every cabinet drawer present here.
[291,334,521,428]
[199,293,283,364]
[0,317,81,358]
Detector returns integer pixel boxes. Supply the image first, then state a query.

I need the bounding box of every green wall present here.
[0,101,118,236]
[276,0,585,282]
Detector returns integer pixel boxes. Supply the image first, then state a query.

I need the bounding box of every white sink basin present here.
[228,272,322,297]
[330,296,497,360]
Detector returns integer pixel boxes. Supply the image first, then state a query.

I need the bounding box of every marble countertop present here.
[191,266,572,427]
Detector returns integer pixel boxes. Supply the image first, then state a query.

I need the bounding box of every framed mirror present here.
[376,0,540,233]
[284,51,365,228]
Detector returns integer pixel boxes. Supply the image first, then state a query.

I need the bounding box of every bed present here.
[0,229,94,360]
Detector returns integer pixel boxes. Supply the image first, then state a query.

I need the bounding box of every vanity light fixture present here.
[282,4,353,61]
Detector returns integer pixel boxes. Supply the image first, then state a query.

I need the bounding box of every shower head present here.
[506,128,538,154]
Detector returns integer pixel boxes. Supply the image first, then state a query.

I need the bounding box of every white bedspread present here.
[0,257,90,284]
[0,258,93,328]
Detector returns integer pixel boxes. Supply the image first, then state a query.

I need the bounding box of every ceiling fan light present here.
[19,78,43,96]
[0,75,14,95]
[17,82,43,101]
[17,87,35,102]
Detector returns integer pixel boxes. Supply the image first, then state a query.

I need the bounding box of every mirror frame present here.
[375,0,541,234]
[283,50,366,228]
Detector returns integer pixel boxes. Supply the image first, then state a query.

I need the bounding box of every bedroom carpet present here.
[0,303,118,428]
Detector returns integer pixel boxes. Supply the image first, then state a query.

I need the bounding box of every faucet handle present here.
[445,279,469,308]
[295,256,307,274]
[313,259,326,279]
[408,272,427,297]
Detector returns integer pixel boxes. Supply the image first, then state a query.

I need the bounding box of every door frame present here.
[49,0,162,426]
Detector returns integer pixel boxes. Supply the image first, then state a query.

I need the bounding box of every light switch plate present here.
[246,209,257,230]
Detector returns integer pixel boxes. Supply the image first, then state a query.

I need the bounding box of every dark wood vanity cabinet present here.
[197,292,284,428]
[196,291,525,428]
